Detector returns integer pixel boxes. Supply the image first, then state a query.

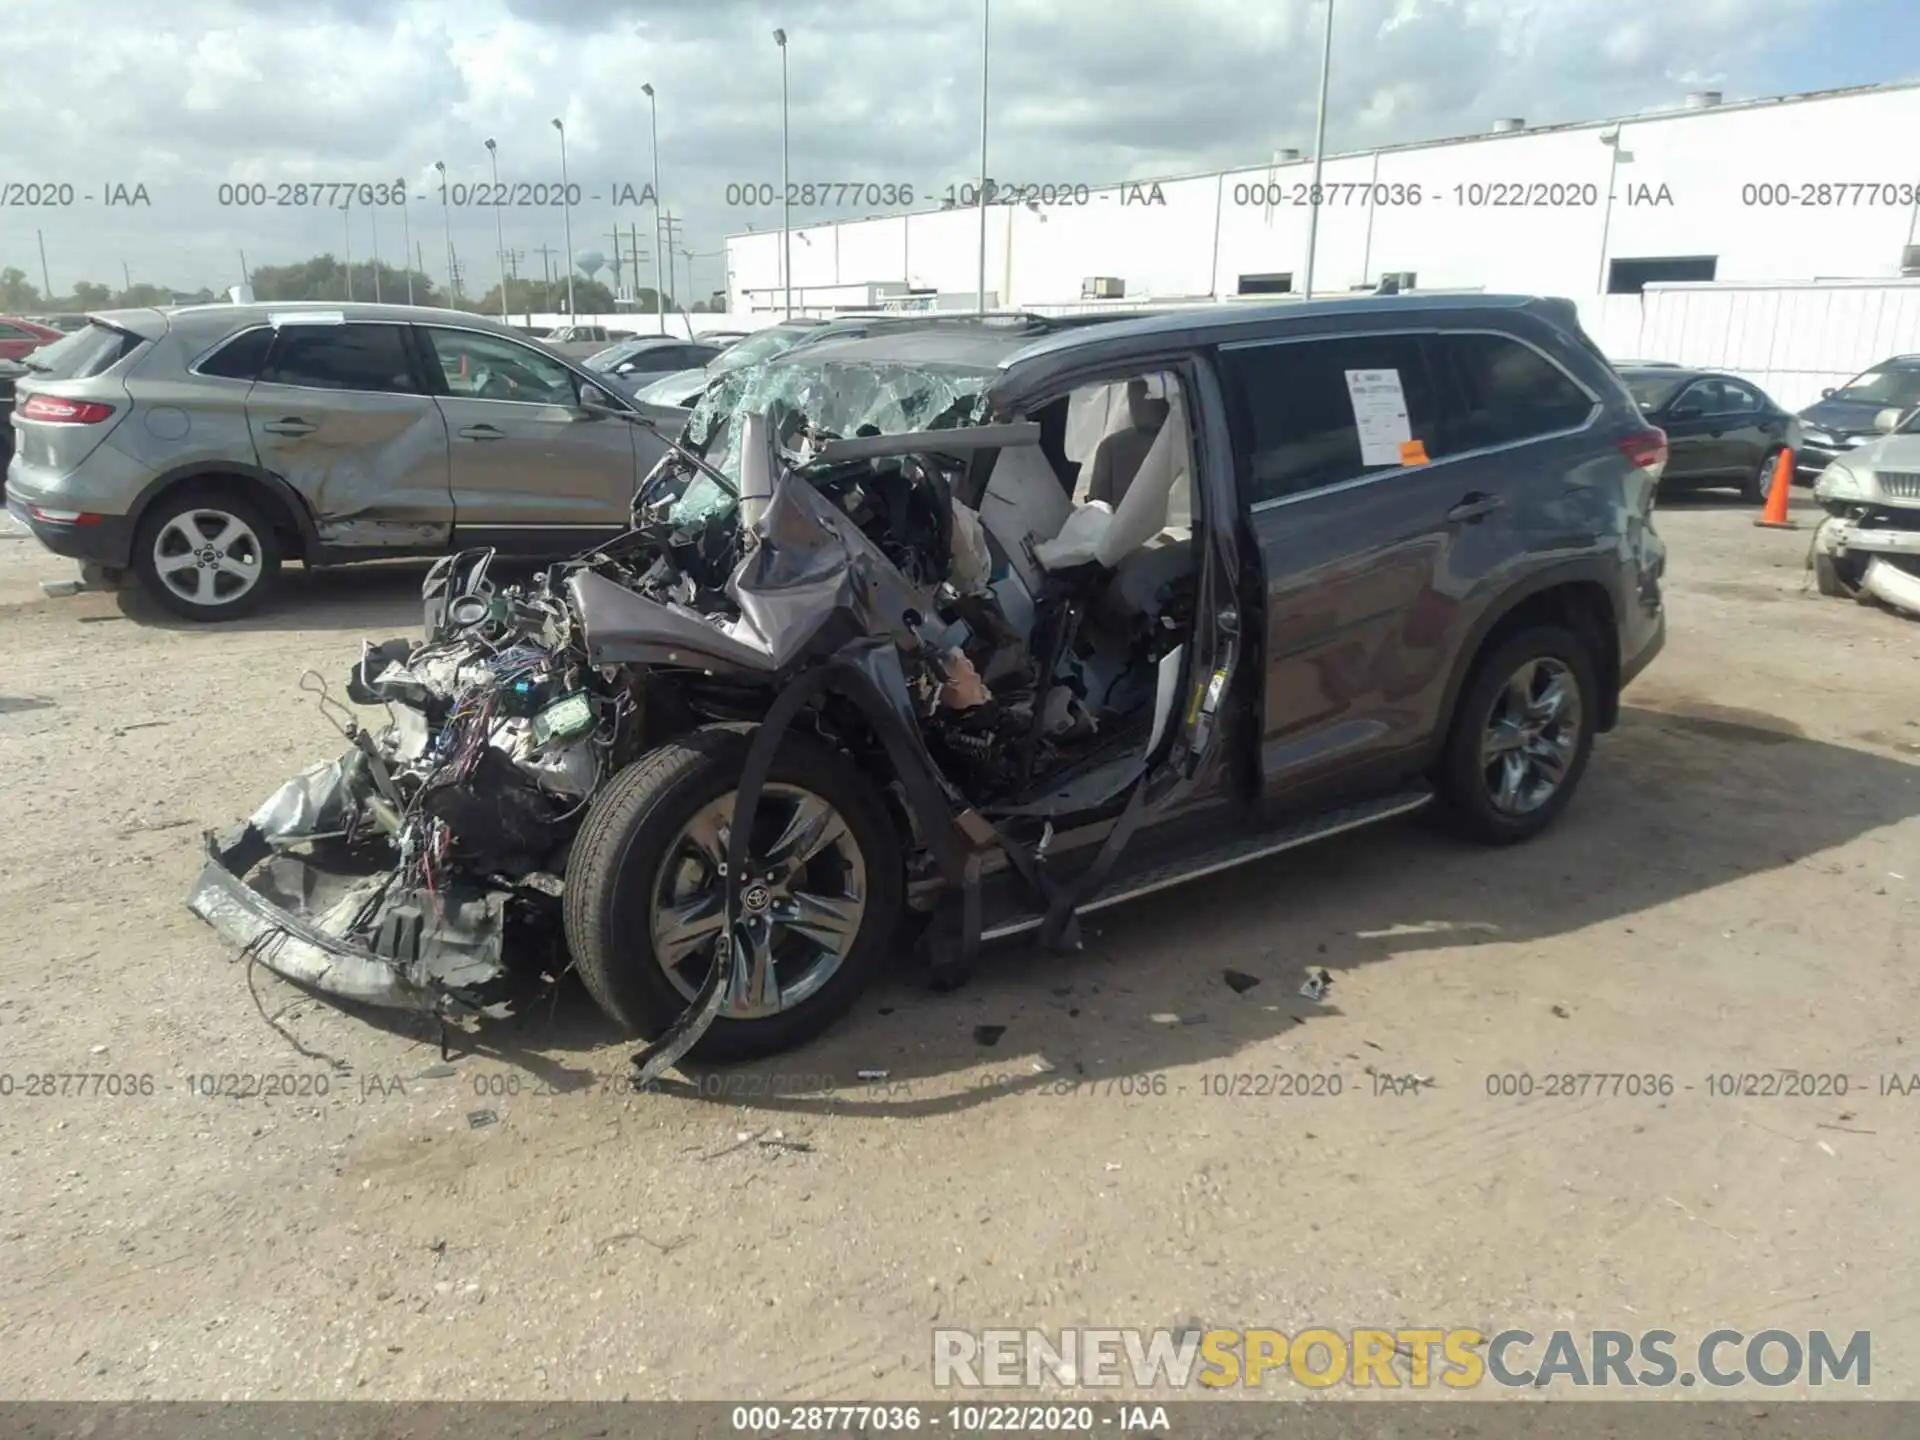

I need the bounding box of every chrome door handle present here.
[458,424,506,441]
[262,417,316,436]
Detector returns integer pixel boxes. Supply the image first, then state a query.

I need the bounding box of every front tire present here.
[563,728,903,1062]
[1433,625,1598,845]
[1812,547,1864,598]
[133,487,281,621]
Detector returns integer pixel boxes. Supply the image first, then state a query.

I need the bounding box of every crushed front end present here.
[187,552,624,1017]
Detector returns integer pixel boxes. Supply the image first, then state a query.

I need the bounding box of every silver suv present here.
[5,302,667,619]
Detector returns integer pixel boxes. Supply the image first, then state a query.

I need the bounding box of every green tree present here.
[115,283,175,308]
[71,281,114,309]
[0,267,42,311]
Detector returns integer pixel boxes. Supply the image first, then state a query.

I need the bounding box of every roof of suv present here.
[93,301,549,345]
[1002,293,1544,368]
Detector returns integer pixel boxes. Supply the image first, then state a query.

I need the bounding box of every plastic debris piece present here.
[1299,968,1333,1001]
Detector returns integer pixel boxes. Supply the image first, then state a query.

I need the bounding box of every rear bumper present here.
[1621,607,1665,692]
[5,492,133,566]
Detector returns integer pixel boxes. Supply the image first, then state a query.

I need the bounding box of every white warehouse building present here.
[723,80,1920,333]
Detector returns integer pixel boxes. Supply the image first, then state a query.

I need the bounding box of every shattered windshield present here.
[667,357,995,524]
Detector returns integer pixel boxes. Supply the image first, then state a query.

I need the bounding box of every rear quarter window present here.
[24,322,145,380]
[1428,331,1595,454]
[194,326,275,381]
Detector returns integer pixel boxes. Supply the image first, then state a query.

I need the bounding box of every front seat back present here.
[1093,390,1189,569]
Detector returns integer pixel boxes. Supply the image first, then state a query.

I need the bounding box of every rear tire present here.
[1745,447,1787,506]
[132,486,281,621]
[563,728,903,1062]
[1432,625,1598,845]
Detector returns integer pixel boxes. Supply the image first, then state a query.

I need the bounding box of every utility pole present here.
[631,222,644,313]
[662,212,686,328]
[122,260,132,293]
[534,243,558,313]
[238,250,250,292]
[504,249,526,320]
[36,229,53,302]
[416,241,428,302]
[607,226,627,296]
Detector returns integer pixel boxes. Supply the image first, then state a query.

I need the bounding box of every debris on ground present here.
[973,1024,1007,1047]
[1299,968,1333,1001]
[1222,968,1261,994]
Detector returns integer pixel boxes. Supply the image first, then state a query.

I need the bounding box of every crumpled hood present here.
[1839,432,1920,472]
[571,463,935,678]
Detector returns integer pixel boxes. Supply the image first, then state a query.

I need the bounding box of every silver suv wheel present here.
[1478,656,1583,816]
[151,508,265,607]
[651,782,869,1020]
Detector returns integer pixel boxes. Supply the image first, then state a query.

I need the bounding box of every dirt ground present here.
[1,490,1916,1404]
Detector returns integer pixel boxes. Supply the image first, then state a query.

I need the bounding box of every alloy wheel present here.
[1478,656,1583,817]
[151,508,264,607]
[650,782,868,1019]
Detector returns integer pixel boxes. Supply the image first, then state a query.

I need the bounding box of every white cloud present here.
[0,0,1836,294]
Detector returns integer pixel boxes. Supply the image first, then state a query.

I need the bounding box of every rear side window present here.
[24,322,144,380]
[196,326,274,380]
[259,323,419,393]
[1429,332,1593,454]
[1215,333,1442,504]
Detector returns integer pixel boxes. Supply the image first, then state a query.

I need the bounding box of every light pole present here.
[552,117,577,317]
[1596,126,1626,293]
[485,139,509,318]
[343,194,353,301]
[1301,0,1334,299]
[977,0,990,313]
[400,185,416,304]
[774,28,792,317]
[433,160,456,301]
[642,82,666,335]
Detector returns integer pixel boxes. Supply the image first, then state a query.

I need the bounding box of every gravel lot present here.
[2,491,1916,1403]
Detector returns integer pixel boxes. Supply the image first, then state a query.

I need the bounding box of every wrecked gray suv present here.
[188,297,1668,1078]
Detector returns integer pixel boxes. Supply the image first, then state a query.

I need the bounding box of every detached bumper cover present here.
[1817,516,1920,557]
[186,825,507,1016]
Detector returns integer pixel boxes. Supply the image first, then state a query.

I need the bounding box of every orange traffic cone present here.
[1756,447,1796,529]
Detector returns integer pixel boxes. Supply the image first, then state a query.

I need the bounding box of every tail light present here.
[1618,427,1668,483]
[18,395,116,424]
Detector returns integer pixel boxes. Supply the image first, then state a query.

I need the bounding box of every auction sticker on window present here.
[1344,368,1412,465]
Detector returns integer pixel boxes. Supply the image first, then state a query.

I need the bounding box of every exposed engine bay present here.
[188,354,1201,1070]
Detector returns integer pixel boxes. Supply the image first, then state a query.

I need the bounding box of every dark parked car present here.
[1617,367,1798,502]
[189,293,1666,1069]
[1796,353,1920,480]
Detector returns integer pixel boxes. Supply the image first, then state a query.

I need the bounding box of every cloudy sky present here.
[0,0,1908,302]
